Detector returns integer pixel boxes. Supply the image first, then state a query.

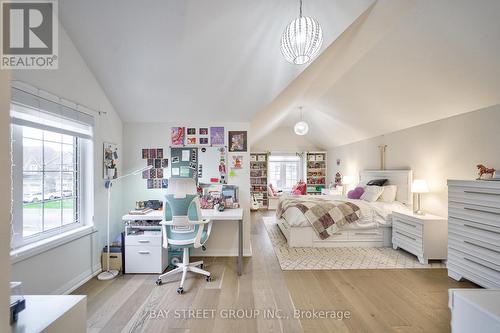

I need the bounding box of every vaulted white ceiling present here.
[251,0,500,148]
[58,0,373,123]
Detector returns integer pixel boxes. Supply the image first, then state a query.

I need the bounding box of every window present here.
[10,87,94,249]
[268,155,302,191]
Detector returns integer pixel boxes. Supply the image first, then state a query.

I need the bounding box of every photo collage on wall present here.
[141,148,169,189]
[171,127,225,146]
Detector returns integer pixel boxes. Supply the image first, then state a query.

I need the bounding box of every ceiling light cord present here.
[299,0,303,17]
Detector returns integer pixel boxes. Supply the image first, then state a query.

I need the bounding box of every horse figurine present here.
[477,164,496,180]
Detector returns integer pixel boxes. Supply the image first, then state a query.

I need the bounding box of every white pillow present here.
[378,185,397,203]
[360,186,384,202]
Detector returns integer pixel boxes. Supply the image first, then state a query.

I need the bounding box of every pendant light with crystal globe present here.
[281,0,323,65]
[294,106,309,135]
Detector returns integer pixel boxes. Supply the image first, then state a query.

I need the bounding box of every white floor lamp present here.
[97,165,153,281]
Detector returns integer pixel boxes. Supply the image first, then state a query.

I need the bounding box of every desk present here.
[122,208,244,275]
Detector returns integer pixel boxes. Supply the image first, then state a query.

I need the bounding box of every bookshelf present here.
[305,152,327,195]
[250,153,268,208]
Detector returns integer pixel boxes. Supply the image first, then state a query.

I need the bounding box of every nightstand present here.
[392,211,447,264]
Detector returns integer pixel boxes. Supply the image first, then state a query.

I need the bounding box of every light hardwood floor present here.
[74,211,476,333]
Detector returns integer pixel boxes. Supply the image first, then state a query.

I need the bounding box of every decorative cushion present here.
[360,186,384,202]
[367,179,388,186]
[378,185,398,202]
[347,187,365,199]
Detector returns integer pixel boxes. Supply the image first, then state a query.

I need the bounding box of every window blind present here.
[10,87,94,139]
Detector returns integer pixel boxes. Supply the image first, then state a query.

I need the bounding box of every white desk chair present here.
[156,178,213,294]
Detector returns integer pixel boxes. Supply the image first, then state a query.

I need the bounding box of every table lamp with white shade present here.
[98,164,153,281]
[411,179,429,215]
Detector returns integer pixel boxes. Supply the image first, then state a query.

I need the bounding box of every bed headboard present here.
[359,170,413,208]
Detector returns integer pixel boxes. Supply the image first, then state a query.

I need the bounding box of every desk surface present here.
[122,208,243,221]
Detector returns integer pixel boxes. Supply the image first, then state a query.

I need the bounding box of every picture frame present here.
[103,142,118,180]
[210,127,225,145]
[228,131,247,152]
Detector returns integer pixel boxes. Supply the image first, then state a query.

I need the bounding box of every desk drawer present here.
[125,233,162,246]
[125,245,164,273]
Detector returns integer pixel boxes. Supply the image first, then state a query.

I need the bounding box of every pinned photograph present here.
[231,155,243,169]
[187,128,196,135]
[149,148,157,159]
[147,158,154,166]
[142,149,149,159]
[189,162,197,170]
[157,148,163,159]
[150,168,156,179]
[162,179,168,188]
[199,137,209,145]
[187,137,197,145]
[154,159,162,168]
[172,167,180,176]
[161,159,168,168]
[199,128,208,135]
[157,168,164,178]
[147,179,153,189]
[103,143,119,180]
[172,156,179,163]
[142,169,149,179]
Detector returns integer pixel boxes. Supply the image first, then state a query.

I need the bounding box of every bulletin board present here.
[170,147,198,180]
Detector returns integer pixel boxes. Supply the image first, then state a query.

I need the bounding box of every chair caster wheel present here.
[177,287,184,294]
[200,263,204,269]
[202,245,206,251]
[206,276,212,282]
[155,279,162,286]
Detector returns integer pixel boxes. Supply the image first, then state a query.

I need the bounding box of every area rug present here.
[262,216,445,271]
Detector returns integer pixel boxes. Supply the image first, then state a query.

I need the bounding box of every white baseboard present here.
[55,264,102,295]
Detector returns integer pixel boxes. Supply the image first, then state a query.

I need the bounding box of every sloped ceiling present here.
[58,0,373,123]
[250,0,500,149]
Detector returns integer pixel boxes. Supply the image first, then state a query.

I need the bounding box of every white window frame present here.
[10,123,94,253]
[268,154,303,192]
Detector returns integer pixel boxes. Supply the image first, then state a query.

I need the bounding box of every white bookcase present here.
[305,151,327,195]
[250,152,268,208]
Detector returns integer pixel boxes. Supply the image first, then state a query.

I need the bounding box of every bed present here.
[276,170,413,248]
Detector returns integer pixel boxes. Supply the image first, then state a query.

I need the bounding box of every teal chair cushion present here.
[164,194,203,247]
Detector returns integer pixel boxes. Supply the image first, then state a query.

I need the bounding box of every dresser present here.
[392,211,448,264]
[448,180,500,288]
[448,289,500,333]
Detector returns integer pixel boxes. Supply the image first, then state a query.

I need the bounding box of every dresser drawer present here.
[449,185,500,211]
[348,229,383,241]
[448,218,500,245]
[125,232,162,246]
[448,235,500,266]
[449,201,500,230]
[448,248,500,284]
[447,260,500,289]
[125,245,165,273]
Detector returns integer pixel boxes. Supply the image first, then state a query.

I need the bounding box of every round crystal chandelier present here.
[294,106,309,135]
[281,0,323,65]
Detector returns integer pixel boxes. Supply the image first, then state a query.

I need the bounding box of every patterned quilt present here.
[277,196,361,240]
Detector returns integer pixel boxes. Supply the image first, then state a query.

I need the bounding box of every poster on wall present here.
[103,142,118,179]
[141,147,168,189]
[171,127,185,146]
[231,155,243,169]
[210,126,225,145]
[228,131,247,152]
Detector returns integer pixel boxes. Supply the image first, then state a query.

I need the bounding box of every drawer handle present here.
[463,240,500,254]
[464,205,500,216]
[138,251,150,254]
[395,231,416,241]
[138,240,150,243]
[354,232,379,236]
[397,220,418,228]
[464,223,500,234]
[464,189,500,196]
[463,257,500,274]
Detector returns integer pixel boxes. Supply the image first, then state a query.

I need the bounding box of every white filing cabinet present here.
[124,226,168,274]
[449,289,500,333]
[447,180,500,288]
[392,211,447,264]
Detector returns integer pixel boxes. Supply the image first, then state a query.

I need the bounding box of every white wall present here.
[10,24,123,294]
[251,126,324,153]
[328,105,500,217]
[0,67,11,332]
[122,122,252,257]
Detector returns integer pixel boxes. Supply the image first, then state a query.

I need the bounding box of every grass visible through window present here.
[23,199,74,209]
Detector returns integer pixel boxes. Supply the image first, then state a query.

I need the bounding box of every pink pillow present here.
[347,187,365,199]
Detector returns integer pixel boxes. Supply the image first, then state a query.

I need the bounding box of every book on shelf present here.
[128,208,154,215]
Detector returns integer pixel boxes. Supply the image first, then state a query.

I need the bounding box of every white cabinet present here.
[449,289,500,333]
[448,180,500,288]
[124,227,168,274]
[392,211,447,264]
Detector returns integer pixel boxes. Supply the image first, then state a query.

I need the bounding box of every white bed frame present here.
[277,170,413,248]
